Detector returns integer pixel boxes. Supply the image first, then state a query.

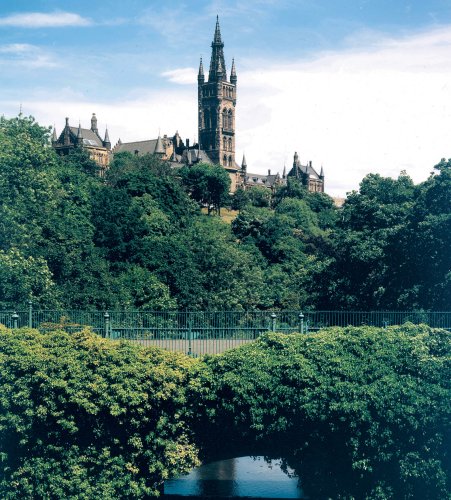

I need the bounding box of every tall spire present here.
[154,135,164,156]
[52,125,57,144]
[230,58,237,84]
[241,154,247,171]
[208,16,227,82]
[214,15,222,43]
[103,127,111,149]
[198,57,204,83]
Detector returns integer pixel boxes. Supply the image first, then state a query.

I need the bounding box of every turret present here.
[91,113,98,134]
[76,122,83,147]
[103,127,111,150]
[64,117,70,145]
[198,57,205,84]
[154,135,165,157]
[241,154,247,173]
[52,125,57,145]
[230,58,237,85]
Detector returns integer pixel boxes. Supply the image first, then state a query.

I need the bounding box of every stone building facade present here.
[52,114,111,176]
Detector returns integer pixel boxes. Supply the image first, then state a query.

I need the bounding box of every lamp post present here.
[270,312,277,332]
[28,300,33,328]
[104,311,110,338]
[298,312,304,334]
[12,312,19,329]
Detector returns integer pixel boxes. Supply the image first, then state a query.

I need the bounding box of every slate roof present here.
[245,172,281,187]
[54,126,105,148]
[69,127,104,147]
[113,139,160,155]
[288,161,322,180]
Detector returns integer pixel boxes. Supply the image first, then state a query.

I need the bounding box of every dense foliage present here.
[0,115,449,310]
[1,324,449,499]
[194,324,451,499]
[0,326,199,498]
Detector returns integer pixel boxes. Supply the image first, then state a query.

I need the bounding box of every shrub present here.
[194,324,450,499]
[0,327,199,499]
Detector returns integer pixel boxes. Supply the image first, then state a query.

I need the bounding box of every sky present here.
[1,1,451,197]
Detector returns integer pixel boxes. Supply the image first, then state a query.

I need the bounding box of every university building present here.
[52,114,111,176]
[52,18,325,194]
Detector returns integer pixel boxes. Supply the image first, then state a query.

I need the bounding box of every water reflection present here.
[164,456,305,498]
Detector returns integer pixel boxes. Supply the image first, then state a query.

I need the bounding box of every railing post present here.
[298,312,304,334]
[28,300,33,328]
[104,311,110,338]
[271,312,277,332]
[187,316,193,356]
[12,312,19,329]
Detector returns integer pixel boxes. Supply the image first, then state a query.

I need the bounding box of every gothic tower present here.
[198,17,236,168]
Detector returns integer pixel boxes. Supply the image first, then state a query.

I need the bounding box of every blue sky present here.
[1,0,451,196]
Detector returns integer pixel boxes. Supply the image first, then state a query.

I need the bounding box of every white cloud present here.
[0,11,92,28]
[0,43,59,68]
[235,25,451,196]
[162,68,197,85]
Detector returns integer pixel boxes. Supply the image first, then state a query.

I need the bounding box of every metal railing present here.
[1,305,450,356]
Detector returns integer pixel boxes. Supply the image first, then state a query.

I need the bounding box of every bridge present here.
[2,307,450,355]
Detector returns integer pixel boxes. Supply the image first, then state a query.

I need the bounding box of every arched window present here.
[228,155,233,167]
[222,108,227,129]
[228,138,232,151]
[211,109,216,128]
[223,155,227,166]
[223,137,227,150]
[204,109,210,129]
[227,109,233,130]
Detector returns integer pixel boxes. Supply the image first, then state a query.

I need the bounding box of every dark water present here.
[163,456,306,499]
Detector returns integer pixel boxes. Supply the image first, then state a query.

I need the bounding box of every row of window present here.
[202,86,234,98]
[223,155,234,167]
[203,108,233,130]
[223,137,233,151]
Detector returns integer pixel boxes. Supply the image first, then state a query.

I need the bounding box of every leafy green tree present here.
[230,187,250,210]
[320,172,417,309]
[114,265,177,310]
[246,185,272,207]
[0,248,60,308]
[400,159,451,309]
[180,163,231,215]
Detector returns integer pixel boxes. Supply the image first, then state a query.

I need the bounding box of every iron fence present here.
[1,306,450,355]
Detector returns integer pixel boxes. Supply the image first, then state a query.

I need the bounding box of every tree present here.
[180,163,231,215]
[319,172,417,309]
[400,159,451,309]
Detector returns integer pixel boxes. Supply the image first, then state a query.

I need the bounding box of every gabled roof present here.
[56,126,104,148]
[288,161,322,180]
